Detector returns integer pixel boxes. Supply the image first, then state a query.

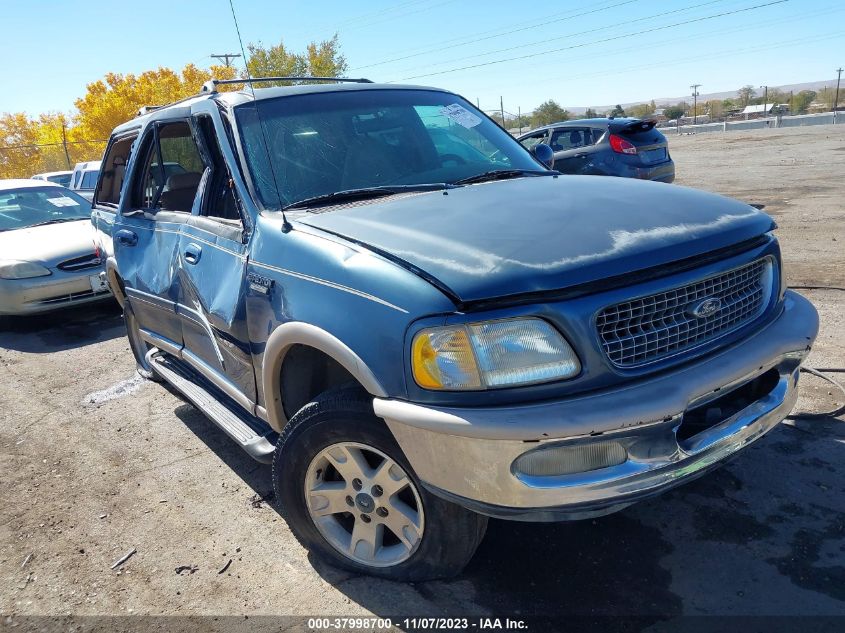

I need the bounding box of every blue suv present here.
[92,78,818,581]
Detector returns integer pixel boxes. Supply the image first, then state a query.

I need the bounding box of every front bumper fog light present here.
[513,441,628,478]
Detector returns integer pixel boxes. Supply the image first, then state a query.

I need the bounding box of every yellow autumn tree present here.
[74,63,238,142]
[1,35,349,179]
[0,113,39,178]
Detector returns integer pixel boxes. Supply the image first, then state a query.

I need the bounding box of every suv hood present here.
[298,176,774,304]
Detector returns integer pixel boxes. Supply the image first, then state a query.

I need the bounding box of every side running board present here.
[148,351,276,463]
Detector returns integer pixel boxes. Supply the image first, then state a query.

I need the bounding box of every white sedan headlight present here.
[0,260,52,280]
[411,318,581,390]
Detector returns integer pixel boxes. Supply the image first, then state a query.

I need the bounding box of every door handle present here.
[183,243,202,265]
[115,229,137,247]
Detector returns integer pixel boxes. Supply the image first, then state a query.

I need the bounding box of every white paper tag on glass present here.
[440,104,482,129]
[47,196,79,207]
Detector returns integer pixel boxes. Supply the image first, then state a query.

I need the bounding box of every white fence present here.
[665,112,840,135]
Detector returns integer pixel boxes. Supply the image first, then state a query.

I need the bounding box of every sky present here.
[1,0,842,118]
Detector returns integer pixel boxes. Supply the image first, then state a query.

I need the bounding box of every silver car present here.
[0,179,111,316]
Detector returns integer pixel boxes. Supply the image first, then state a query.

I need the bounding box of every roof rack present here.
[201,76,373,93]
[137,105,165,116]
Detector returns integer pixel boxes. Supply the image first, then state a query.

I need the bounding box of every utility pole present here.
[834,67,843,123]
[61,121,71,169]
[518,106,522,135]
[500,96,505,128]
[690,84,701,125]
[760,85,768,119]
[210,53,242,68]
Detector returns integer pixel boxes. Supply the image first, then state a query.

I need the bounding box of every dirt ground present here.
[1,124,843,630]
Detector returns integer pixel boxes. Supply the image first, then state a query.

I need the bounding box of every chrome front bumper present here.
[0,270,111,315]
[375,291,818,521]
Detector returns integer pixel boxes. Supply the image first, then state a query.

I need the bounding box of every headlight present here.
[0,261,52,280]
[411,318,580,390]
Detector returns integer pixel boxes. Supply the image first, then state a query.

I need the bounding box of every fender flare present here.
[262,321,388,432]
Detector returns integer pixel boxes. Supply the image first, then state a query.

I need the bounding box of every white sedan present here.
[0,179,111,315]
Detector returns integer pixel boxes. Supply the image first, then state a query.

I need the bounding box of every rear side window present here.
[131,121,205,213]
[549,128,597,151]
[97,134,138,206]
[81,170,99,189]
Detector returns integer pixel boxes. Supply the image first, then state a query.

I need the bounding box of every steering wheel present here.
[440,153,467,166]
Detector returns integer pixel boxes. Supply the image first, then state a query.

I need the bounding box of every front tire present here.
[273,389,487,581]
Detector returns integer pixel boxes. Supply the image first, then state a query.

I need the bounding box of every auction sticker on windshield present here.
[47,196,80,207]
[440,104,482,128]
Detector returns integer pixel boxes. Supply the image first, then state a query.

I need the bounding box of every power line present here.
[332,0,438,29]
[499,2,842,82]
[333,0,459,34]
[488,29,841,115]
[521,30,842,110]
[383,0,731,77]
[0,139,108,151]
[392,0,789,81]
[350,0,639,71]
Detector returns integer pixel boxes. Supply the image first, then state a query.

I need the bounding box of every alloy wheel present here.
[304,442,425,567]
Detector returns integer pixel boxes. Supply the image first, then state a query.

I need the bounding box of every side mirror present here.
[532,143,555,169]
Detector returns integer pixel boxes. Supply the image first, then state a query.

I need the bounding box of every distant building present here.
[741,104,778,115]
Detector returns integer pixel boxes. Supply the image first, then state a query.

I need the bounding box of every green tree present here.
[584,108,598,118]
[706,99,724,119]
[791,90,816,114]
[737,85,756,106]
[530,100,570,127]
[245,35,348,84]
[627,101,656,118]
[663,104,686,120]
[608,104,626,118]
[816,86,835,109]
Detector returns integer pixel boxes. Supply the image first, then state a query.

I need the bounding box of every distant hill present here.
[567,79,839,114]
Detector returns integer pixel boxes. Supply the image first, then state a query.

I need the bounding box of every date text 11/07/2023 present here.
[306,617,529,630]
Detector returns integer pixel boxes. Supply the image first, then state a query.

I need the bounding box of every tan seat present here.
[160,172,202,212]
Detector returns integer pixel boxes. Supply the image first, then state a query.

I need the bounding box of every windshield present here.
[235,89,542,209]
[46,174,72,187]
[0,186,91,232]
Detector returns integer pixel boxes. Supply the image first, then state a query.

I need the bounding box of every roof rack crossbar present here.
[201,76,373,93]
[137,105,165,116]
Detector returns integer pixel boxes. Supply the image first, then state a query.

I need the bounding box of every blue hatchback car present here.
[92,78,817,581]
[518,117,675,182]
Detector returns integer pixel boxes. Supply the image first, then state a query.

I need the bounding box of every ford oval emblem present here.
[687,297,722,318]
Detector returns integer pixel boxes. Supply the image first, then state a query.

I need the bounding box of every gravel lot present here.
[1,124,843,629]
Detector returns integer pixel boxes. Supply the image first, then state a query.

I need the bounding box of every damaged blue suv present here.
[92,78,818,581]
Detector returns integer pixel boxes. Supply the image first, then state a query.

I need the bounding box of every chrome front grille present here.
[597,258,773,368]
[57,253,101,272]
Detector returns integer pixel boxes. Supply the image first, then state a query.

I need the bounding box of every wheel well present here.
[280,344,364,419]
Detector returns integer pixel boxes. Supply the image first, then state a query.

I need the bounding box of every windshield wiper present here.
[282,184,450,211]
[452,169,556,185]
[25,217,87,228]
